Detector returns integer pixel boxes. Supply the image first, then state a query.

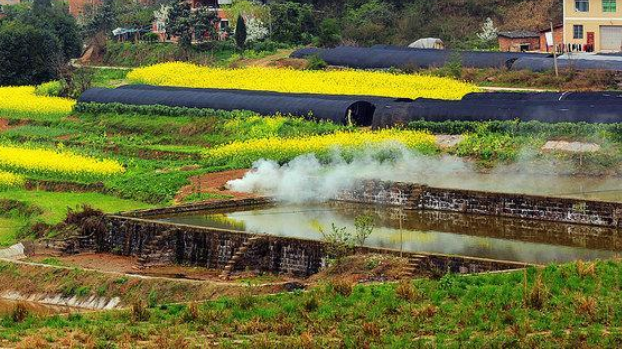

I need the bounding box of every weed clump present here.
[182,302,199,323]
[395,280,419,302]
[331,280,353,297]
[11,302,28,323]
[526,274,548,310]
[131,300,150,322]
[577,260,596,278]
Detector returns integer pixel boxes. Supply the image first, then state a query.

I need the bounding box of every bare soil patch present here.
[175,169,255,203]
[309,254,415,284]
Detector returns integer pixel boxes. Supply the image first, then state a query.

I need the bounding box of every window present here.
[575,0,590,11]
[573,25,584,39]
[603,0,617,12]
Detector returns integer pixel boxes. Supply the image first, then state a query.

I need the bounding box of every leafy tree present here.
[234,14,247,52]
[167,1,220,53]
[317,18,341,47]
[0,21,60,85]
[269,1,317,44]
[193,6,220,42]
[342,0,395,45]
[17,2,82,60]
[166,1,193,50]
[32,0,52,13]
[84,0,116,38]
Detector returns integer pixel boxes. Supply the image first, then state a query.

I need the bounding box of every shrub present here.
[331,279,353,297]
[35,81,64,97]
[0,22,60,85]
[11,303,29,323]
[306,54,327,70]
[395,280,419,301]
[131,300,150,322]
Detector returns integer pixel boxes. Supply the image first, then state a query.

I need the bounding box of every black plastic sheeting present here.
[512,57,622,72]
[291,46,622,72]
[78,85,382,126]
[78,85,622,128]
[373,94,622,127]
[291,46,550,70]
[462,91,622,102]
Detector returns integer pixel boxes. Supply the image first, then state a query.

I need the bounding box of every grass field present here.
[1,65,622,347]
[1,260,621,347]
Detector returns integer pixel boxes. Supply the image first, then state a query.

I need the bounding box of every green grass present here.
[0,217,28,247]
[0,190,152,224]
[2,261,622,347]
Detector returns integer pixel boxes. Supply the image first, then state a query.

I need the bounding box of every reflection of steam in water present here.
[164,203,617,264]
[227,145,622,203]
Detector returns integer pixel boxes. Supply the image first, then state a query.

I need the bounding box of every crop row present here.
[0,145,124,185]
[0,87,75,120]
[204,130,438,168]
[127,62,479,100]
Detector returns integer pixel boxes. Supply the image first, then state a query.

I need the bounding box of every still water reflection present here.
[159,202,621,264]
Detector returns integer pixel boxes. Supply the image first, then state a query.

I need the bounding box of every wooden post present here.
[551,22,559,78]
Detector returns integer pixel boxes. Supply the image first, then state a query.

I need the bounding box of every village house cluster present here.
[499,0,622,53]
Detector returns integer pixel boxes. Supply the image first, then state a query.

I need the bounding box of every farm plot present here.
[127,62,479,100]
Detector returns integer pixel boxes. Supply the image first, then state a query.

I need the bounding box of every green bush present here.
[75,102,255,119]
[307,54,328,70]
[0,22,60,85]
[35,81,64,97]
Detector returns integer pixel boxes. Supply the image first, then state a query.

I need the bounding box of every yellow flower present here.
[128,62,479,100]
[0,170,24,188]
[0,145,124,177]
[204,130,437,167]
[0,86,74,119]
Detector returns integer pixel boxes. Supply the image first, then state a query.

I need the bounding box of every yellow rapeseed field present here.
[0,145,124,177]
[128,62,478,100]
[0,170,24,187]
[204,130,438,167]
[0,86,75,119]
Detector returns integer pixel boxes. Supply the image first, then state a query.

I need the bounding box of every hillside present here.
[291,0,563,47]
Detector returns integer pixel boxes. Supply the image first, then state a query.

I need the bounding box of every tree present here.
[234,14,247,53]
[318,18,341,47]
[194,6,220,42]
[477,17,498,42]
[269,2,317,44]
[18,3,82,60]
[84,0,116,39]
[0,22,60,85]
[32,0,52,13]
[166,1,193,50]
[167,1,221,54]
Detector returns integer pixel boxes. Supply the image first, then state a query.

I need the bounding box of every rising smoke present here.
[226,141,622,203]
[226,144,473,203]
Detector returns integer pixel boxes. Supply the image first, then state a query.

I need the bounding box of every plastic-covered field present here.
[78,85,622,128]
[79,85,384,126]
[291,46,622,72]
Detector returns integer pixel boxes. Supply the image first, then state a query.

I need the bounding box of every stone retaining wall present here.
[84,198,526,277]
[338,180,622,228]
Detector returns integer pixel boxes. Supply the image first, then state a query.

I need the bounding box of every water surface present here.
[159,202,621,264]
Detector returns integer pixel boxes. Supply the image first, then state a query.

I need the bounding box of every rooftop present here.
[498,31,540,39]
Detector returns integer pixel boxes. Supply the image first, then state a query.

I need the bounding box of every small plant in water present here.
[319,215,375,264]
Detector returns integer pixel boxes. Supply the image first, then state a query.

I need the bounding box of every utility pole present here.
[551,22,559,78]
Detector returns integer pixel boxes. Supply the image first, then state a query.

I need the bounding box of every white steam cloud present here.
[226,144,472,203]
[226,142,622,203]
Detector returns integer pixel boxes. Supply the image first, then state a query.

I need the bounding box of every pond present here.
[158,201,621,265]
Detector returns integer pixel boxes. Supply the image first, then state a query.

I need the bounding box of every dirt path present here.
[480,86,557,92]
[232,49,308,69]
[175,169,256,203]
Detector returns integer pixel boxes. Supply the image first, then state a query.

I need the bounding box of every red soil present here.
[175,169,257,203]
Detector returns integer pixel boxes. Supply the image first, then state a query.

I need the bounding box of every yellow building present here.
[564,0,622,52]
